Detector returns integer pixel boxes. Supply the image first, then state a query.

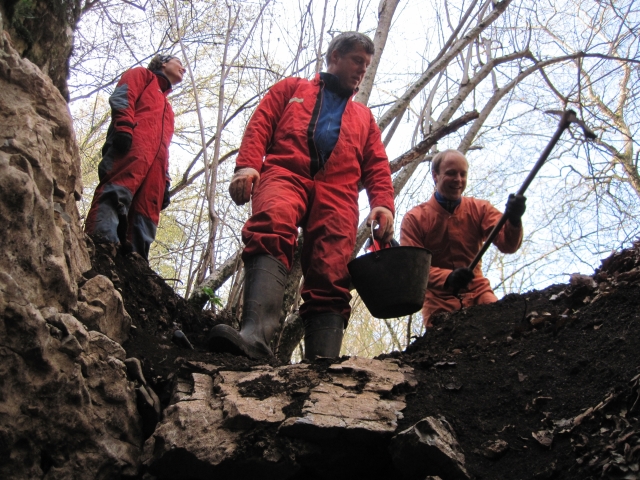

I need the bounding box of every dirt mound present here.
[394,241,640,479]
[86,241,278,405]
[91,240,640,479]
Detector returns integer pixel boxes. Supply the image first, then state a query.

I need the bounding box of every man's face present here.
[326,45,372,91]
[433,152,469,201]
[162,58,186,85]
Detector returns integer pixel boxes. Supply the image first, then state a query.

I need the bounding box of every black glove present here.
[161,182,171,210]
[505,193,526,226]
[112,132,133,154]
[445,267,475,294]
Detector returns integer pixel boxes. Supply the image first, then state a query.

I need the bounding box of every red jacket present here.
[235,75,395,215]
[108,67,174,179]
[401,195,523,324]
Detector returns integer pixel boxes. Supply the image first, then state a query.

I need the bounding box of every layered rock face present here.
[0,12,141,479]
[142,357,469,480]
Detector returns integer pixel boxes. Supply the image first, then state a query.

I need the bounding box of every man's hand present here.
[112,132,133,154]
[505,194,526,227]
[367,206,394,244]
[229,168,260,206]
[445,267,475,295]
[161,182,171,210]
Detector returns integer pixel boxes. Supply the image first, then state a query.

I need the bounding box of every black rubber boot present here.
[303,313,345,360]
[208,255,287,359]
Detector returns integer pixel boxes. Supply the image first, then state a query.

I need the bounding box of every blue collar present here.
[435,191,461,213]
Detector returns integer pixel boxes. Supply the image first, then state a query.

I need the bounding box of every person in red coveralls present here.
[400,149,526,328]
[85,54,185,259]
[208,32,395,360]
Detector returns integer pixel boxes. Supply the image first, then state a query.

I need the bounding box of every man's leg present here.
[463,277,498,307]
[208,168,311,358]
[299,179,359,359]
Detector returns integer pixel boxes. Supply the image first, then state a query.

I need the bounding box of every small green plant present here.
[201,286,223,308]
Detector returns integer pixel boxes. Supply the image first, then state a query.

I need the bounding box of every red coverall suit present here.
[400,195,523,326]
[236,74,395,321]
[85,67,174,259]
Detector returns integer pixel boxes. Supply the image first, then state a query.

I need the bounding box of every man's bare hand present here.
[367,206,394,243]
[229,168,260,205]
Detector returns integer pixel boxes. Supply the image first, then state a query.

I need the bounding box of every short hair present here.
[432,149,467,174]
[325,32,375,65]
[148,54,178,72]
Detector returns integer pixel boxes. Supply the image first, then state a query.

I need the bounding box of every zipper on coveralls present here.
[307,80,325,177]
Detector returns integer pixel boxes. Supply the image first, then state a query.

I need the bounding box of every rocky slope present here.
[91,238,640,480]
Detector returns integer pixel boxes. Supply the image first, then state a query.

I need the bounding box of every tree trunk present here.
[353,0,400,106]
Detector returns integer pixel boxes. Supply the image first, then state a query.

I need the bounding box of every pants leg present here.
[85,146,134,242]
[299,178,359,322]
[85,140,160,244]
[242,167,311,270]
[127,152,167,259]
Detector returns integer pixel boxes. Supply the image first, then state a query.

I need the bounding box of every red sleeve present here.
[360,110,395,216]
[109,67,153,135]
[235,77,301,172]
[479,201,523,254]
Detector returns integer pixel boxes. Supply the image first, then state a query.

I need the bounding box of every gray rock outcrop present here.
[389,416,470,480]
[142,357,417,479]
[0,12,142,479]
[77,274,132,345]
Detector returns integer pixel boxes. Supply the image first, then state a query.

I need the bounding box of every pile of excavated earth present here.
[90,240,640,480]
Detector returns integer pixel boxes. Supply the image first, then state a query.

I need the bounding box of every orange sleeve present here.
[401,209,452,289]
[399,211,423,247]
[479,201,523,254]
[361,110,395,216]
[109,67,153,135]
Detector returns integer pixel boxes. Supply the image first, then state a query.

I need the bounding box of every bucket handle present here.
[370,221,381,257]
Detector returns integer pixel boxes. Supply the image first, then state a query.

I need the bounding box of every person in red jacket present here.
[208,32,395,360]
[85,54,185,259]
[400,149,526,327]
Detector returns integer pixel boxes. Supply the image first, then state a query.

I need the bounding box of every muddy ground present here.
[89,241,640,480]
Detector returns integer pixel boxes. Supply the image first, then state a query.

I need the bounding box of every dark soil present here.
[88,239,640,480]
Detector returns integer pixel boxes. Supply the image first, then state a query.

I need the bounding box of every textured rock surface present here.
[389,416,470,480]
[0,274,142,479]
[0,12,141,479]
[143,357,420,479]
[77,274,132,345]
[0,17,89,312]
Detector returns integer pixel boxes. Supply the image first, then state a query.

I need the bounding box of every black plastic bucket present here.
[347,246,432,319]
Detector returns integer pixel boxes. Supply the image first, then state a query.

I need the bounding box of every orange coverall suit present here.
[235,74,395,321]
[400,195,523,326]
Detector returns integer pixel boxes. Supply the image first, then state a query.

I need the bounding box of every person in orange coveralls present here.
[208,32,395,360]
[400,149,526,327]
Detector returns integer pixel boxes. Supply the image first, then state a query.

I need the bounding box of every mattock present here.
[467,109,597,272]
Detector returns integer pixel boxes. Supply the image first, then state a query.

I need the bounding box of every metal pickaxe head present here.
[547,109,597,140]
